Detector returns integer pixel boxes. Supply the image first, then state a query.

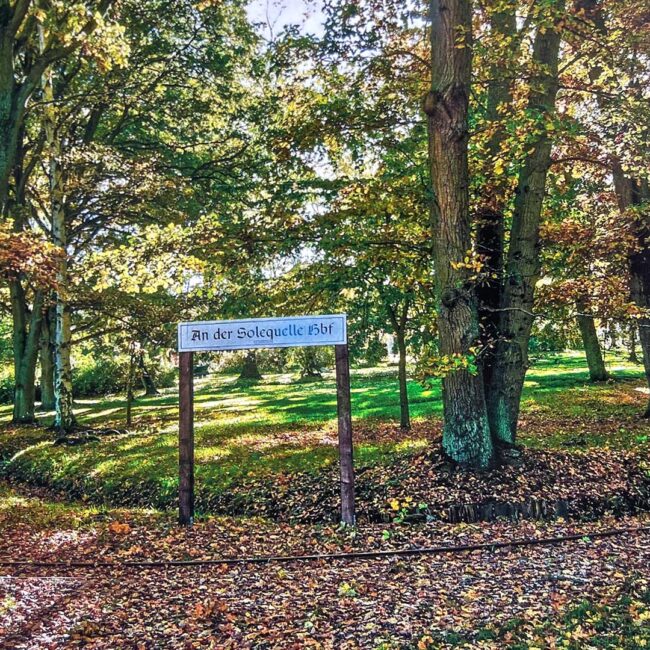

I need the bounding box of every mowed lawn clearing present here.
[0,352,648,519]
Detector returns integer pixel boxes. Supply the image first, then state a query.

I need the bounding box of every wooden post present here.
[179,351,194,525]
[335,343,355,525]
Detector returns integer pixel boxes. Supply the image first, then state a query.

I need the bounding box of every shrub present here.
[290,346,333,379]
[0,373,13,404]
[73,357,125,396]
[210,349,289,375]
[363,337,388,367]
[149,363,176,389]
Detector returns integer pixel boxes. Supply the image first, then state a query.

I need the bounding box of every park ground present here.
[1,352,650,648]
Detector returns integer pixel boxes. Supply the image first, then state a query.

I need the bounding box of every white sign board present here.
[177,314,347,352]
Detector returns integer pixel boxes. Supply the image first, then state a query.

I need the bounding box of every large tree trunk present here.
[476,8,517,391]
[2,17,39,425]
[11,284,44,423]
[484,10,563,446]
[39,306,55,410]
[576,299,608,382]
[425,0,493,468]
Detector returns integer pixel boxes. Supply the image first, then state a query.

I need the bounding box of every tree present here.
[425,0,493,467]
[0,222,58,419]
[482,1,565,447]
[2,1,114,423]
[560,0,650,413]
[13,0,261,428]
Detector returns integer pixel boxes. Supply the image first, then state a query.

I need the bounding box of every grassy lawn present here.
[0,351,648,513]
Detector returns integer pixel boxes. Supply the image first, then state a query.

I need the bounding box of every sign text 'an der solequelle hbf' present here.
[177,314,347,352]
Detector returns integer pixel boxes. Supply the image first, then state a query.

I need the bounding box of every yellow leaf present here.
[418,636,433,650]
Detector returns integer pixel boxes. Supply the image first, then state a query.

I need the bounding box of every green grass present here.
[0,351,648,511]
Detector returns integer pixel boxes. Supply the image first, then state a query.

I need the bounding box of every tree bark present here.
[239,350,262,380]
[41,42,76,434]
[484,8,564,446]
[11,284,44,423]
[614,169,650,417]
[425,0,493,468]
[576,299,608,381]
[0,16,23,215]
[39,306,55,410]
[126,346,137,427]
[385,300,411,431]
[395,330,410,431]
[476,8,517,391]
[628,324,639,363]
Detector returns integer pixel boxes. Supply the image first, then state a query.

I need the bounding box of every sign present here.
[176,312,355,527]
[178,314,347,352]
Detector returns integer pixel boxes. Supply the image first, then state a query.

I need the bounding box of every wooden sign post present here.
[177,314,355,526]
[178,351,194,525]
[335,344,355,525]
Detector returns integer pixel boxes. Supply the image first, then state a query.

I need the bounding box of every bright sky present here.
[246,0,324,38]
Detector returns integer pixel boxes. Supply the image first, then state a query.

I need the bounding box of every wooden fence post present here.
[179,351,194,525]
[335,343,355,525]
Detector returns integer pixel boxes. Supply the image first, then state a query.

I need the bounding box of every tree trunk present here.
[52,218,75,431]
[39,306,55,410]
[629,233,650,418]
[298,348,322,379]
[425,0,493,468]
[628,324,639,363]
[139,354,160,396]
[576,299,608,381]
[396,331,410,431]
[126,347,136,427]
[385,299,411,431]
[11,284,44,423]
[614,169,650,417]
[485,9,563,446]
[239,350,262,380]
[476,8,516,391]
[0,24,22,216]
[42,49,76,434]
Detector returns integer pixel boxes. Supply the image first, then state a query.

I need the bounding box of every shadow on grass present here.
[1,354,647,509]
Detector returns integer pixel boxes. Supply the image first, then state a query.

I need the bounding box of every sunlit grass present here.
[0,352,648,509]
